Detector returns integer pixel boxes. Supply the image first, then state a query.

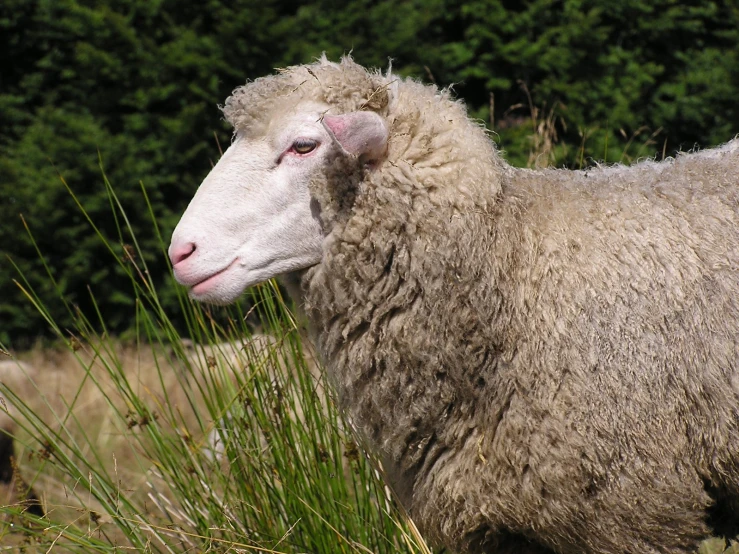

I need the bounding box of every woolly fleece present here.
[223,58,739,553]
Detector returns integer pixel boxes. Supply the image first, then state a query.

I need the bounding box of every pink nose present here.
[169,241,196,267]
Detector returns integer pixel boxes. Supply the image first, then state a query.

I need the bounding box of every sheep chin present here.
[187,252,323,306]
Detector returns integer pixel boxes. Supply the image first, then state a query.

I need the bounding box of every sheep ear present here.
[322,112,388,162]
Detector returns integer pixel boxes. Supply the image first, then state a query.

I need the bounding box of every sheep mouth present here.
[189,259,238,296]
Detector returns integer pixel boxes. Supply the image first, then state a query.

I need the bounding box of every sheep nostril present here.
[170,242,196,267]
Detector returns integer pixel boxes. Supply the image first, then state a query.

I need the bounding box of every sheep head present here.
[169,97,388,305]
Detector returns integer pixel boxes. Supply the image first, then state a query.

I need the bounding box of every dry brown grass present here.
[0,331,339,551]
[0,339,242,548]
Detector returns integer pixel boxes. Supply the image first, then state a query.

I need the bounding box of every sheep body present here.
[175,58,739,553]
[308,140,739,553]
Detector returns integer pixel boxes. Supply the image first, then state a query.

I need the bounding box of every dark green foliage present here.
[409,0,739,163]
[2,0,738,345]
[0,0,294,345]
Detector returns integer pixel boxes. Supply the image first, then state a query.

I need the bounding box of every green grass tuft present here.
[0,174,434,553]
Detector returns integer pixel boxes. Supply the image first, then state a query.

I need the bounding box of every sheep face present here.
[169,101,388,304]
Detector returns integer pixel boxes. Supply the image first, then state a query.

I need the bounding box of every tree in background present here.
[427,0,739,164]
[0,0,297,345]
[1,0,738,346]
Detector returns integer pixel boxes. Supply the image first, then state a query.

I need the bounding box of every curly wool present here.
[223,55,391,135]
[226,58,739,553]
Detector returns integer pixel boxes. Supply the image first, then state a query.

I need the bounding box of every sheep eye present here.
[292,139,317,154]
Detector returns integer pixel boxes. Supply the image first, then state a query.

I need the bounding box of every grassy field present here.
[0,176,433,553]
[1,292,434,553]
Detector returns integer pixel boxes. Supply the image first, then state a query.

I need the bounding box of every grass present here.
[0,172,434,553]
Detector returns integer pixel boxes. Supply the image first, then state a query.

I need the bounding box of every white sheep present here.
[169,57,739,553]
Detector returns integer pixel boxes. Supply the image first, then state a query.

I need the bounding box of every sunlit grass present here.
[0,171,433,553]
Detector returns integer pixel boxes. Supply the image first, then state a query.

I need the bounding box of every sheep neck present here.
[296,150,517,510]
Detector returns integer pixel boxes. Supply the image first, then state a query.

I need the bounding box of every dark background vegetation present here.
[1,0,738,347]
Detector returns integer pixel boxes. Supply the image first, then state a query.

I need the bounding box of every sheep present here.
[0,359,45,518]
[168,56,739,554]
